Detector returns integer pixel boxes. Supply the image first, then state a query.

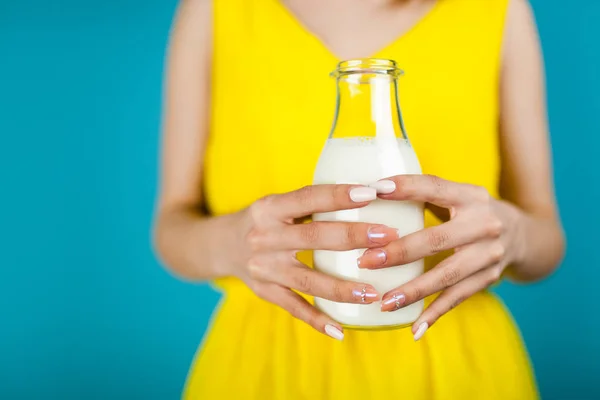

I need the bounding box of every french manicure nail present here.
[325,324,344,341]
[357,249,387,268]
[369,180,396,194]
[349,187,377,203]
[367,225,399,245]
[352,285,380,303]
[413,322,429,341]
[381,293,406,311]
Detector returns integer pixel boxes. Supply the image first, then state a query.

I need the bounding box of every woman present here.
[153,0,565,398]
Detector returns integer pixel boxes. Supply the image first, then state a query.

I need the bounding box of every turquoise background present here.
[0,1,598,399]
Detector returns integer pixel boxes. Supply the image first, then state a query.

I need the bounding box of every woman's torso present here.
[184,0,539,398]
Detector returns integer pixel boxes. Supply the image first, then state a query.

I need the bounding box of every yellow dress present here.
[184,0,539,398]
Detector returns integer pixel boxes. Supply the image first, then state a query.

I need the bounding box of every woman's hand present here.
[233,184,399,340]
[359,175,527,340]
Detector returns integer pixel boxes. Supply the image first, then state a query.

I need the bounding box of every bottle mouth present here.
[331,58,404,78]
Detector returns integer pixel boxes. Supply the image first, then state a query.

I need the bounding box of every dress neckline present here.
[273,0,443,62]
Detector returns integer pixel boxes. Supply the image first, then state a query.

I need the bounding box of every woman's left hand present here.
[357,175,526,340]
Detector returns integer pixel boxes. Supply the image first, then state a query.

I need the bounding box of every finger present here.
[262,184,377,221]
[410,265,503,341]
[250,222,399,251]
[248,255,380,304]
[373,175,488,208]
[252,282,345,340]
[358,215,502,269]
[380,241,505,311]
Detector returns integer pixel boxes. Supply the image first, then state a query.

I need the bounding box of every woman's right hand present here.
[231,184,400,340]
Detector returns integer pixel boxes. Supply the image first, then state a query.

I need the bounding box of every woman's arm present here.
[152,1,400,339]
[353,0,566,339]
[499,0,566,282]
[153,0,241,281]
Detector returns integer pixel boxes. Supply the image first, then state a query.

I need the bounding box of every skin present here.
[153,0,565,340]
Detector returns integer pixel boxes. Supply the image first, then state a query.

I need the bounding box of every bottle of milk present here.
[313,59,424,329]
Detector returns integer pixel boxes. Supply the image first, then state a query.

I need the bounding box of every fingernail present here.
[381,293,406,311]
[349,187,377,203]
[357,249,387,268]
[325,324,344,341]
[369,180,396,194]
[352,285,380,303]
[413,322,429,341]
[367,225,399,245]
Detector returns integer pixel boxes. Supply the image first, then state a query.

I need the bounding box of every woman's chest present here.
[205,46,501,215]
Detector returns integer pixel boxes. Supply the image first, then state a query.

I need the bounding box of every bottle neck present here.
[330,74,407,140]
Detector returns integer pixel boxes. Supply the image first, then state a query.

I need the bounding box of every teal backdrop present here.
[1,1,598,399]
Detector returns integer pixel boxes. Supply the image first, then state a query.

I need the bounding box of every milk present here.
[312,137,424,328]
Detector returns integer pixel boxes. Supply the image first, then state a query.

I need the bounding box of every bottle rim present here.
[331,58,404,78]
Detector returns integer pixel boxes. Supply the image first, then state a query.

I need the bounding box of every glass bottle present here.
[312,59,424,329]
